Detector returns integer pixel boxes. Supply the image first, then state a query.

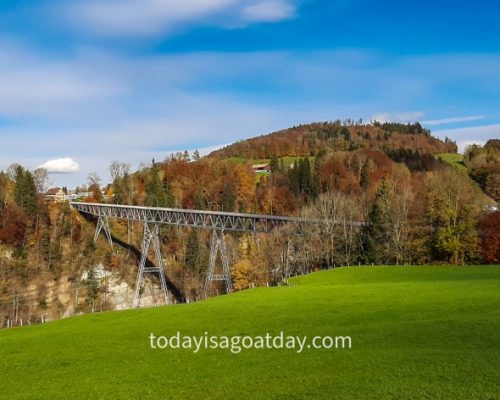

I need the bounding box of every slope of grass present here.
[437,153,468,172]
[1,266,500,399]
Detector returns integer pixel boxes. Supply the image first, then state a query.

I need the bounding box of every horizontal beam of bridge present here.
[70,202,319,233]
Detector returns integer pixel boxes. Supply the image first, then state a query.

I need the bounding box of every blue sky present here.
[0,0,499,187]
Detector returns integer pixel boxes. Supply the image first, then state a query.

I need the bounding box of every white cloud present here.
[423,115,485,126]
[38,158,80,173]
[63,0,297,37]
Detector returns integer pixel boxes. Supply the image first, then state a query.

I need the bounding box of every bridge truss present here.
[70,202,312,307]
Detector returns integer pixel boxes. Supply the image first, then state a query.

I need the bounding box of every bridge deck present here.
[70,202,314,233]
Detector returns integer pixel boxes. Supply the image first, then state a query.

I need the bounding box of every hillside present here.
[1,266,499,399]
[1,120,499,329]
[208,121,457,159]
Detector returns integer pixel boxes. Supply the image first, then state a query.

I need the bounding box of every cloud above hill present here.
[38,158,80,173]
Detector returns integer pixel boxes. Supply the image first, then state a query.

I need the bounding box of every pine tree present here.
[222,180,237,212]
[145,169,166,207]
[288,162,299,194]
[312,156,321,196]
[14,166,38,218]
[185,228,199,270]
[194,190,205,210]
[302,157,312,194]
[360,163,371,191]
[270,156,280,173]
[164,182,175,208]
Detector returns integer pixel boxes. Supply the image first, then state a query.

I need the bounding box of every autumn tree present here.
[109,161,131,204]
[478,211,500,263]
[0,171,8,211]
[302,190,362,267]
[365,166,413,264]
[424,169,484,264]
[232,259,254,290]
[87,172,102,202]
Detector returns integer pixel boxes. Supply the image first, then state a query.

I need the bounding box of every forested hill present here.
[208,121,457,160]
[1,119,498,329]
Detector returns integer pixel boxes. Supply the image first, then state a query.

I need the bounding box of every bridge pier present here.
[204,229,232,297]
[94,216,113,248]
[133,222,169,308]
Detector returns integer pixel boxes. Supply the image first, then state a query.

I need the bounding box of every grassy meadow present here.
[1,266,499,399]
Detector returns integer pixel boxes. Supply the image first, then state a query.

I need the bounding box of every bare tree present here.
[109,161,130,181]
[368,166,414,265]
[302,190,362,268]
[33,168,49,194]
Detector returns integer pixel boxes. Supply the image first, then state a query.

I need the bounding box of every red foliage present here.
[0,203,27,245]
[318,155,363,195]
[479,211,500,263]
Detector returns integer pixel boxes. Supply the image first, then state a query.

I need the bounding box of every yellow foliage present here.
[232,258,254,290]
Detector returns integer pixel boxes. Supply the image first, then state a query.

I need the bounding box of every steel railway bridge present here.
[70,202,315,307]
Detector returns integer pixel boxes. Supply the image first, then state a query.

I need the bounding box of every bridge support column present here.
[94,216,113,248]
[133,223,169,308]
[204,229,232,298]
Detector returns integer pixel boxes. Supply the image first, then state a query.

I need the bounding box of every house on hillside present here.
[252,163,271,173]
[44,187,67,202]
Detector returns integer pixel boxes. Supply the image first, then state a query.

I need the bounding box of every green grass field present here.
[437,153,468,172]
[1,266,500,399]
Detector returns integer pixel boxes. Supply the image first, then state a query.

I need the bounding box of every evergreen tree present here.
[185,228,199,270]
[312,156,321,196]
[279,158,285,172]
[302,157,312,194]
[288,162,299,194]
[360,163,371,190]
[85,268,100,304]
[270,156,280,173]
[145,169,166,207]
[194,190,205,210]
[222,179,237,212]
[164,182,175,208]
[14,166,38,218]
[341,127,351,141]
